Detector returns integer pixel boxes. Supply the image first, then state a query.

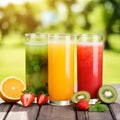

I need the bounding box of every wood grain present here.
[76,111,87,120]
[5,103,39,120]
[38,104,76,120]
[0,102,12,120]
[109,103,120,120]
[88,111,113,120]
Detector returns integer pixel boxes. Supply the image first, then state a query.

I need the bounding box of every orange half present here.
[0,76,25,102]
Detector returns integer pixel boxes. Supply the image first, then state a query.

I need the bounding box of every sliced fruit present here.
[72,91,91,104]
[0,76,25,102]
[20,93,35,107]
[98,85,118,104]
[37,93,48,105]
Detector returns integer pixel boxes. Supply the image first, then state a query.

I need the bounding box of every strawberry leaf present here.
[23,87,35,94]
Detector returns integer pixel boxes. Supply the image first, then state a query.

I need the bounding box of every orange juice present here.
[48,41,74,101]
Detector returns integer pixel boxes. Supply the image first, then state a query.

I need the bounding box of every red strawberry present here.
[20,93,35,107]
[77,99,89,110]
[37,94,48,105]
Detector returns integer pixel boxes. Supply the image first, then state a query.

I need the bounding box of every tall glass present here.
[25,33,48,95]
[77,34,103,98]
[48,34,75,106]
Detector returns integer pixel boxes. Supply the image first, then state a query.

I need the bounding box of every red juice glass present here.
[77,34,104,98]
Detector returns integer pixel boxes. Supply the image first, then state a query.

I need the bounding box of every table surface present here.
[0,84,120,120]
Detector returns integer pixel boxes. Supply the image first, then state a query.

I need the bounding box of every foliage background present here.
[0,0,120,83]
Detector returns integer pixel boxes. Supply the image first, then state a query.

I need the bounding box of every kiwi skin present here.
[98,85,118,104]
[71,91,91,104]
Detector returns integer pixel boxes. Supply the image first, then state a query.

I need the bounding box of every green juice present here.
[25,41,48,95]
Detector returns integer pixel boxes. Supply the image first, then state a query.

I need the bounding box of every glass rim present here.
[73,33,104,37]
[25,33,103,36]
[25,41,48,44]
[48,34,73,38]
[48,33,71,35]
[25,33,49,37]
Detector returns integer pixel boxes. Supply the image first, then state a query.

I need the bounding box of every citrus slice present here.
[0,76,25,102]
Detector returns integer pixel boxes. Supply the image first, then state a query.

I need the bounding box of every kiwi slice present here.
[98,85,118,104]
[71,91,91,104]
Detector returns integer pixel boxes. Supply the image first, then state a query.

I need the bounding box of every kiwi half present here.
[98,85,118,104]
[71,91,91,104]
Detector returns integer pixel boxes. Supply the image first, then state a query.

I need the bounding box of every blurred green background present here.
[0,0,120,84]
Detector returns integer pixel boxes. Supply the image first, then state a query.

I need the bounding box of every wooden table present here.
[0,84,120,120]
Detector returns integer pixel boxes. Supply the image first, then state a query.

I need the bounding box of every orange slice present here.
[0,76,25,102]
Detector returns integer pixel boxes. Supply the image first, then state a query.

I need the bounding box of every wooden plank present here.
[76,111,86,120]
[5,103,39,120]
[38,105,76,120]
[109,103,120,120]
[77,110,113,120]
[88,111,113,120]
[0,102,13,120]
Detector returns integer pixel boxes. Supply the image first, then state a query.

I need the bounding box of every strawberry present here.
[77,99,89,110]
[20,93,35,107]
[37,94,48,105]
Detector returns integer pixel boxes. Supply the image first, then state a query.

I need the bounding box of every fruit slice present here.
[98,85,118,104]
[37,94,49,105]
[0,76,25,102]
[20,93,35,107]
[72,91,91,104]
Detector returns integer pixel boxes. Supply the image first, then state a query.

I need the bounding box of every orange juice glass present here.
[48,34,75,106]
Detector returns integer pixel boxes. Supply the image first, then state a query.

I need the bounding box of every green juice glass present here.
[25,33,48,95]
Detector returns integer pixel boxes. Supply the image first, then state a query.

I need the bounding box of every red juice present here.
[77,42,103,98]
